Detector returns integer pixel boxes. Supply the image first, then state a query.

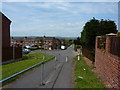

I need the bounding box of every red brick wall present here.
[95,36,120,88]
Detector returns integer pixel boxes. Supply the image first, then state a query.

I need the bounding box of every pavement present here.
[4,45,77,88]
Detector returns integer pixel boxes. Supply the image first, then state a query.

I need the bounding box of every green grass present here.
[74,55,104,88]
[30,47,44,51]
[1,53,53,80]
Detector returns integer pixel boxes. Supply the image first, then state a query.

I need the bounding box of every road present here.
[4,45,77,88]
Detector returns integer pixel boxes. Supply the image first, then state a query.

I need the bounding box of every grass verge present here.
[74,55,104,88]
[1,53,54,86]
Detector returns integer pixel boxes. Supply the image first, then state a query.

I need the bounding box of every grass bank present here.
[2,53,53,80]
[74,55,104,88]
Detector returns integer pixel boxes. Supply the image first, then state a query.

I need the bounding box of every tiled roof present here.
[11,37,57,41]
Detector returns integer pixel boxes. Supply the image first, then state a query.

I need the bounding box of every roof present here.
[11,37,57,41]
[0,12,11,23]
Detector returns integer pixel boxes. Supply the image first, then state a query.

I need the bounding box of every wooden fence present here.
[110,37,120,57]
[2,46,22,62]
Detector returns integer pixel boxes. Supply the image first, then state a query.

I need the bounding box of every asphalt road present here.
[4,45,77,88]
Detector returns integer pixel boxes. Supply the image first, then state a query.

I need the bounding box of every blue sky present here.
[1,1,119,37]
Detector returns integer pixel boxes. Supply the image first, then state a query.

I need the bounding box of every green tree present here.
[81,18,100,47]
[80,18,117,62]
[81,18,117,47]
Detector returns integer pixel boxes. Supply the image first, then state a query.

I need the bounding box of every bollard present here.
[43,55,45,60]
[78,55,80,61]
[55,57,57,61]
[66,56,68,62]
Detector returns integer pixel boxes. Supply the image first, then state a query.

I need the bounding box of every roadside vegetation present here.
[80,18,117,63]
[74,55,104,88]
[2,53,53,80]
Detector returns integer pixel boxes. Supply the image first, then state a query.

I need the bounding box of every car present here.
[22,48,31,54]
[25,45,32,49]
[61,45,66,50]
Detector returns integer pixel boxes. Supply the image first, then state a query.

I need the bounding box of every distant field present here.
[57,37,77,40]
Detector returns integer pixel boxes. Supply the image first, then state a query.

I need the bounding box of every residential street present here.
[4,45,77,88]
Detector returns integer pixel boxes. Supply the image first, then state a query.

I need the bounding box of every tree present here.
[74,37,80,45]
[81,18,117,48]
[80,18,118,63]
[81,18,100,47]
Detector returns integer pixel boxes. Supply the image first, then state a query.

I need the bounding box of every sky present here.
[1,0,119,37]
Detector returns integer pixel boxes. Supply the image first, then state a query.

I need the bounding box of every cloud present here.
[0,2,2,11]
[2,0,120,2]
[11,22,85,37]
[70,2,117,15]
[2,2,118,37]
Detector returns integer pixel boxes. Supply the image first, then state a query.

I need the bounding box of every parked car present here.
[22,48,31,54]
[25,45,32,49]
[61,45,66,50]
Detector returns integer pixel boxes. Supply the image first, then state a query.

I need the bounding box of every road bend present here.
[4,46,77,88]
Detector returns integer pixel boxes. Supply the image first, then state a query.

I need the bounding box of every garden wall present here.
[95,35,120,88]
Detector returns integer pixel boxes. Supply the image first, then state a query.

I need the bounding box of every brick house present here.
[42,36,61,50]
[11,36,62,50]
[1,12,22,63]
[11,37,43,47]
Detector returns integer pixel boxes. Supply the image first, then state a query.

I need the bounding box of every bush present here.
[74,45,81,51]
[117,32,120,37]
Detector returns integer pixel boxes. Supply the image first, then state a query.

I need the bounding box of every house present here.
[42,36,61,50]
[11,37,43,47]
[11,36,62,50]
[1,12,22,63]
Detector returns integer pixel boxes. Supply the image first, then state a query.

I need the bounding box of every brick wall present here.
[95,36,120,88]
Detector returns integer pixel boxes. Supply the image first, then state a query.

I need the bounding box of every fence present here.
[82,46,95,62]
[110,37,120,57]
[2,46,22,62]
[0,56,55,84]
[97,36,106,50]
[97,36,120,57]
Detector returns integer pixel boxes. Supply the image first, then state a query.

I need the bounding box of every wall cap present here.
[106,33,117,36]
[96,36,101,38]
